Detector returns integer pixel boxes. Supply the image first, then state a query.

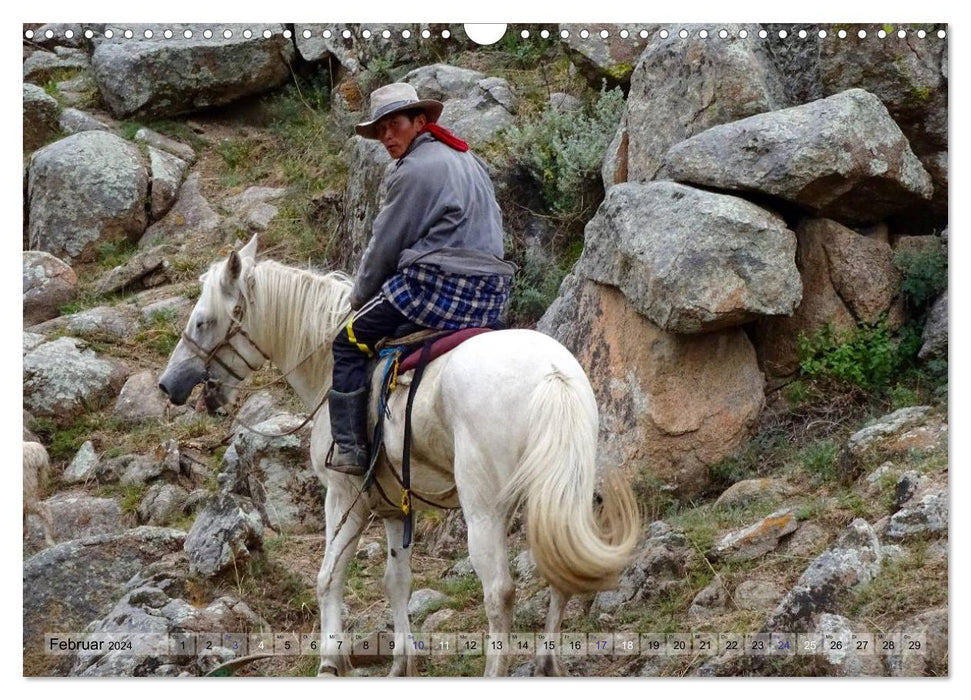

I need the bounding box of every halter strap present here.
[181,304,270,383]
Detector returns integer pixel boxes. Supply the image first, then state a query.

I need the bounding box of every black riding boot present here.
[327,388,369,475]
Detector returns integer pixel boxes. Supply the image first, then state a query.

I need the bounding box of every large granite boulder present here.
[559,24,653,89]
[23,251,77,325]
[69,560,265,676]
[293,23,420,75]
[23,527,186,650]
[224,414,322,534]
[438,77,517,146]
[819,27,948,158]
[90,25,294,119]
[578,181,801,333]
[539,278,764,497]
[755,218,898,382]
[403,63,486,101]
[29,304,141,342]
[625,24,790,183]
[340,136,393,271]
[27,131,149,262]
[663,89,934,225]
[23,337,129,421]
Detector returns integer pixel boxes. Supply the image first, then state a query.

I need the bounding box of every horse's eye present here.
[195,319,209,330]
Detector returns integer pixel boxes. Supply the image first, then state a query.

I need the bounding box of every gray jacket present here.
[349,132,516,308]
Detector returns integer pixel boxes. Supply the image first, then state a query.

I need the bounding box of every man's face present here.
[376,112,426,159]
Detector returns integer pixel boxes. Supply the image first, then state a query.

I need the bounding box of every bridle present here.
[180,301,270,388]
[180,291,353,439]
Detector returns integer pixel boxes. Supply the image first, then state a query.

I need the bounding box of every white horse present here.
[159,236,639,677]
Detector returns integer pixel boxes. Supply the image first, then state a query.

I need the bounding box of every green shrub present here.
[894,244,947,310]
[505,248,569,327]
[503,86,625,219]
[798,439,840,482]
[797,318,920,392]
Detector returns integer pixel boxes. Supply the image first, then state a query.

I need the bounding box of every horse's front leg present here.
[383,517,416,677]
[316,475,369,676]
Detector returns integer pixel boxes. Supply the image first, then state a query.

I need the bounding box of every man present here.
[328,82,516,475]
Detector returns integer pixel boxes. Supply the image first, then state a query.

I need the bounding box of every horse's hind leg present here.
[535,586,570,676]
[316,475,369,676]
[463,502,515,677]
[383,517,417,676]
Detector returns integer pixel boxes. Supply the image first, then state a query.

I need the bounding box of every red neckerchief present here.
[420,123,469,152]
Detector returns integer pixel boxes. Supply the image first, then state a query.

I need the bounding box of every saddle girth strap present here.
[401,339,435,549]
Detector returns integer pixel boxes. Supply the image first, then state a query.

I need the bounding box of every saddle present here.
[365,326,494,548]
[374,327,493,373]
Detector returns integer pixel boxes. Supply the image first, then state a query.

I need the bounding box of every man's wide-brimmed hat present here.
[355,83,444,139]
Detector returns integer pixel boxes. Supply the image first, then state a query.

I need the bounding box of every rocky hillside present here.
[23,23,947,677]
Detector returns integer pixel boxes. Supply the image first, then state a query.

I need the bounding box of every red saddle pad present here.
[398,328,493,373]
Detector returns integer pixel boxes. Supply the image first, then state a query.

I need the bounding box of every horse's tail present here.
[499,366,640,594]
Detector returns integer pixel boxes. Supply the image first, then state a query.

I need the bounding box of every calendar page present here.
[21,19,948,679]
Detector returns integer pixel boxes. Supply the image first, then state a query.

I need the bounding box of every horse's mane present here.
[245,259,353,395]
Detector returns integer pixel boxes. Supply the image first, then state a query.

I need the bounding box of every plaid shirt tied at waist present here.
[381,263,510,330]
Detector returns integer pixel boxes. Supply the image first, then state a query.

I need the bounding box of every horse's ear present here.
[239,234,258,261]
[223,251,242,289]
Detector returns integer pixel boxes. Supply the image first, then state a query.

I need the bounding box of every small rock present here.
[62,441,99,484]
[113,370,170,424]
[148,147,188,219]
[893,470,924,510]
[134,127,196,164]
[184,493,264,578]
[713,479,792,509]
[118,454,165,486]
[886,608,947,676]
[427,510,468,557]
[591,523,693,613]
[138,483,189,526]
[30,304,140,341]
[421,608,455,633]
[710,509,799,561]
[512,550,536,583]
[58,107,110,135]
[140,296,193,324]
[23,251,78,326]
[880,488,948,541]
[25,492,125,550]
[846,407,932,456]
[816,613,886,676]
[407,588,449,618]
[357,541,383,561]
[445,556,475,579]
[783,522,831,558]
[549,92,582,113]
[768,519,883,629]
[688,576,729,618]
[95,245,176,296]
[23,337,128,421]
[23,83,61,153]
[733,579,782,611]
